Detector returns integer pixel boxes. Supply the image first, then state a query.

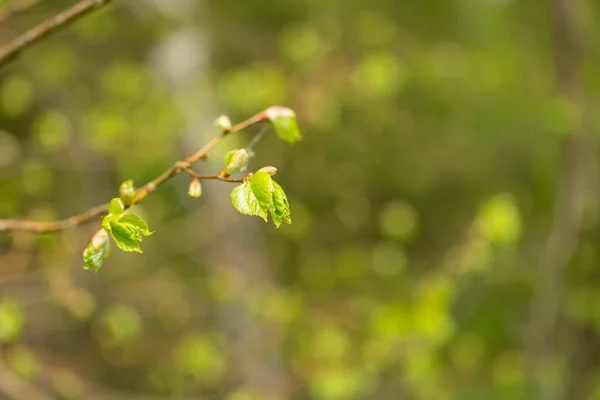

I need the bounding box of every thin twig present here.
[180,167,246,183]
[0,0,41,25]
[246,124,269,151]
[0,113,268,233]
[0,0,114,67]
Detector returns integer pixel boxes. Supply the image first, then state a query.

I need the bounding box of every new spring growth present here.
[222,149,249,177]
[188,178,202,198]
[90,228,109,249]
[119,180,135,206]
[265,106,301,144]
[83,228,110,272]
[258,166,277,176]
[214,114,232,132]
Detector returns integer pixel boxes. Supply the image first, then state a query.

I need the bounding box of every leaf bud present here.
[214,114,232,132]
[119,180,136,206]
[188,178,202,198]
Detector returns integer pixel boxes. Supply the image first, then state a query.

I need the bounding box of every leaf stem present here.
[181,167,246,183]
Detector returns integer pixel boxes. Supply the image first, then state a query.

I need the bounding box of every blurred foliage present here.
[0,0,599,399]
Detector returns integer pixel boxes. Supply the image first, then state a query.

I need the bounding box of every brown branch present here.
[0,112,268,233]
[180,167,246,183]
[0,0,114,67]
[0,0,41,25]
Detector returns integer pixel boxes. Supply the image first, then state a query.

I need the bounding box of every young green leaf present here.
[119,180,136,206]
[83,229,111,272]
[232,170,292,227]
[250,171,275,213]
[109,198,125,215]
[270,181,292,228]
[101,214,116,231]
[231,181,268,221]
[119,213,153,236]
[265,106,302,144]
[109,219,142,253]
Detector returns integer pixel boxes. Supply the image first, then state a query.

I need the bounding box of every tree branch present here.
[0,0,114,67]
[179,167,246,183]
[0,0,41,25]
[0,112,268,233]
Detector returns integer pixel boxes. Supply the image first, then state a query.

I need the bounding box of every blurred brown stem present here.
[0,0,113,67]
[0,0,41,24]
[0,362,52,400]
[525,0,595,397]
[0,113,267,233]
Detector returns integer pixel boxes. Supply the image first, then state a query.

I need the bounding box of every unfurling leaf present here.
[258,166,278,176]
[102,210,153,254]
[231,169,291,227]
[265,106,302,144]
[214,114,232,131]
[231,181,268,221]
[83,229,111,272]
[109,198,124,216]
[250,170,275,212]
[270,181,292,228]
[108,219,142,253]
[223,149,249,176]
[119,180,136,206]
[119,213,153,236]
[188,178,202,198]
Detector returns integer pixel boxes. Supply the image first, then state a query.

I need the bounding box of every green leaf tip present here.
[265,106,302,144]
[119,180,136,206]
[83,228,111,272]
[230,169,291,227]
[258,166,278,176]
[109,198,124,215]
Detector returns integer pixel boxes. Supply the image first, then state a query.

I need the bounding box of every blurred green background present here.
[0,0,599,399]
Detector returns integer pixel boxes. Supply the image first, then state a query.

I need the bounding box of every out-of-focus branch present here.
[0,0,114,67]
[0,112,268,233]
[526,0,595,398]
[0,362,52,400]
[0,0,41,25]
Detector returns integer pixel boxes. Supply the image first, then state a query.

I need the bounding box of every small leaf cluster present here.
[82,106,301,272]
[231,170,291,228]
[102,198,153,253]
[83,198,152,272]
[222,149,249,176]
